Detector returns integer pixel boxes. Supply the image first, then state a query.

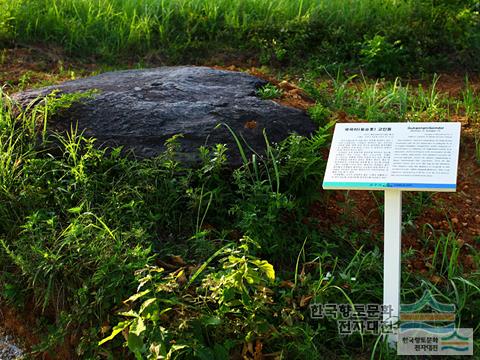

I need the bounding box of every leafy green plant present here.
[308,103,331,125]
[360,35,405,76]
[99,237,276,359]
[256,83,283,99]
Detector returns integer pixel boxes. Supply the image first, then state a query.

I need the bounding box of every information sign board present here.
[323,123,461,191]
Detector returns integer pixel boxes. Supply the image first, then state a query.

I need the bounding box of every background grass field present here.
[1,0,479,74]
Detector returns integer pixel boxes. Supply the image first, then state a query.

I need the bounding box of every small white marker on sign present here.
[322,122,461,345]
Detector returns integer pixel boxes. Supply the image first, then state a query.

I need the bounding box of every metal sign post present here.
[383,189,402,344]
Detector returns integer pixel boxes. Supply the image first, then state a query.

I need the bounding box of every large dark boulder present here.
[12,66,315,164]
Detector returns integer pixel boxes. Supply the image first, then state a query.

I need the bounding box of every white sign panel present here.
[323,123,461,192]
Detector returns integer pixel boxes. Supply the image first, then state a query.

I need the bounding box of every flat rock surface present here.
[0,329,24,360]
[12,66,315,164]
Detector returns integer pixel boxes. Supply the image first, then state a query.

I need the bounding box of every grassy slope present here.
[0,72,479,358]
[0,0,479,359]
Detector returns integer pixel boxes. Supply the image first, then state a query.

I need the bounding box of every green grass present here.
[256,83,282,100]
[1,1,480,355]
[1,0,479,74]
[0,79,479,358]
[462,76,480,123]
[0,89,334,357]
[300,72,480,124]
